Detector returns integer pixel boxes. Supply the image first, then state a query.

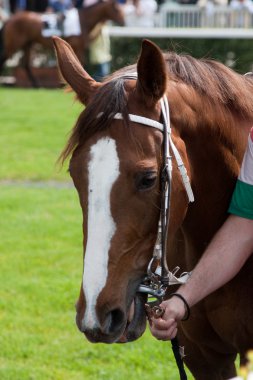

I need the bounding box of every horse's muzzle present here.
[76,293,147,344]
[119,293,147,343]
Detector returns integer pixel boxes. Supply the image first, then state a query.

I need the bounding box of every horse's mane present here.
[59,53,253,163]
[164,52,253,111]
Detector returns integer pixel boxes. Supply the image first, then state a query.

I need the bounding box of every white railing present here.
[108,26,253,38]
[124,1,253,29]
[157,3,253,28]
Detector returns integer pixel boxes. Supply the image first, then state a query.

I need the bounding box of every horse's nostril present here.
[111,308,125,331]
[103,308,125,335]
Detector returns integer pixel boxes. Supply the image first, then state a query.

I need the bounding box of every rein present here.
[112,74,194,380]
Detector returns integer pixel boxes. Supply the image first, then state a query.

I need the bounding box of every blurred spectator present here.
[197,0,228,27]
[230,0,253,26]
[0,0,9,27]
[230,0,253,12]
[82,0,112,80]
[123,0,157,27]
[47,0,73,12]
[118,0,140,19]
[197,0,228,6]
[46,0,73,32]
[89,23,111,81]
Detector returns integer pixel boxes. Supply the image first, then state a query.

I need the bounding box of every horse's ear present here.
[52,36,101,104]
[136,39,167,105]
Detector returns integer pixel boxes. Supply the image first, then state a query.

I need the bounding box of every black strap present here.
[169,293,190,321]
[171,337,188,380]
[169,294,189,379]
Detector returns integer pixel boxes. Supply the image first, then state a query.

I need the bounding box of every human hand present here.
[148,296,186,341]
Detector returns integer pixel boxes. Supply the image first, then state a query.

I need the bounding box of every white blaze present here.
[82,137,120,329]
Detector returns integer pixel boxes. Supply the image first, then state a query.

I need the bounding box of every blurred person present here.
[197,0,228,6]
[46,0,73,32]
[47,0,73,13]
[230,0,253,26]
[123,0,158,27]
[89,22,111,81]
[197,0,228,27]
[0,0,9,28]
[230,0,253,11]
[118,0,140,20]
[81,0,111,79]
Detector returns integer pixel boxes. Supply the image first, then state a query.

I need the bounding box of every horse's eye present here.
[135,172,157,191]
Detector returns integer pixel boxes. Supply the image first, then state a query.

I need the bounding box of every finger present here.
[157,302,179,320]
[151,318,177,331]
[149,322,177,340]
[151,326,178,341]
[170,327,178,340]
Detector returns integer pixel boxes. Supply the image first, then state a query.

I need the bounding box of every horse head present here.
[105,0,125,26]
[53,37,191,343]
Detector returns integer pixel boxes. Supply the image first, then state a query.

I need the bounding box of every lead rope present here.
[171,339,188,380]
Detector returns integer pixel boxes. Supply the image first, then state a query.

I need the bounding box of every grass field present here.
[0,88,193,380]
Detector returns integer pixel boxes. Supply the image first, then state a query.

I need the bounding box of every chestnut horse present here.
[53,35,253,380]
[0,1,124,86]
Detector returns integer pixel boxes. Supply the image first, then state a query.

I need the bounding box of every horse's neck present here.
[79,4,107,33]
[170,89,251,194]
[166,79,253,267]
[179,114,250,264]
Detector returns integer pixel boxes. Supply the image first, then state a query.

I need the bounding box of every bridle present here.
[112,74,195,380]
[112,74,194,301]
[138,95,194,298]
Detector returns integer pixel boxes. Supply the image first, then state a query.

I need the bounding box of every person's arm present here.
[149,214,253,341]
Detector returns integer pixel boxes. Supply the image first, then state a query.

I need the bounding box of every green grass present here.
[0,88,82,180]
[0,88,193,380]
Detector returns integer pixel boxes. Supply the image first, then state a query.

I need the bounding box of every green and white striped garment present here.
[228,128,253,220]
